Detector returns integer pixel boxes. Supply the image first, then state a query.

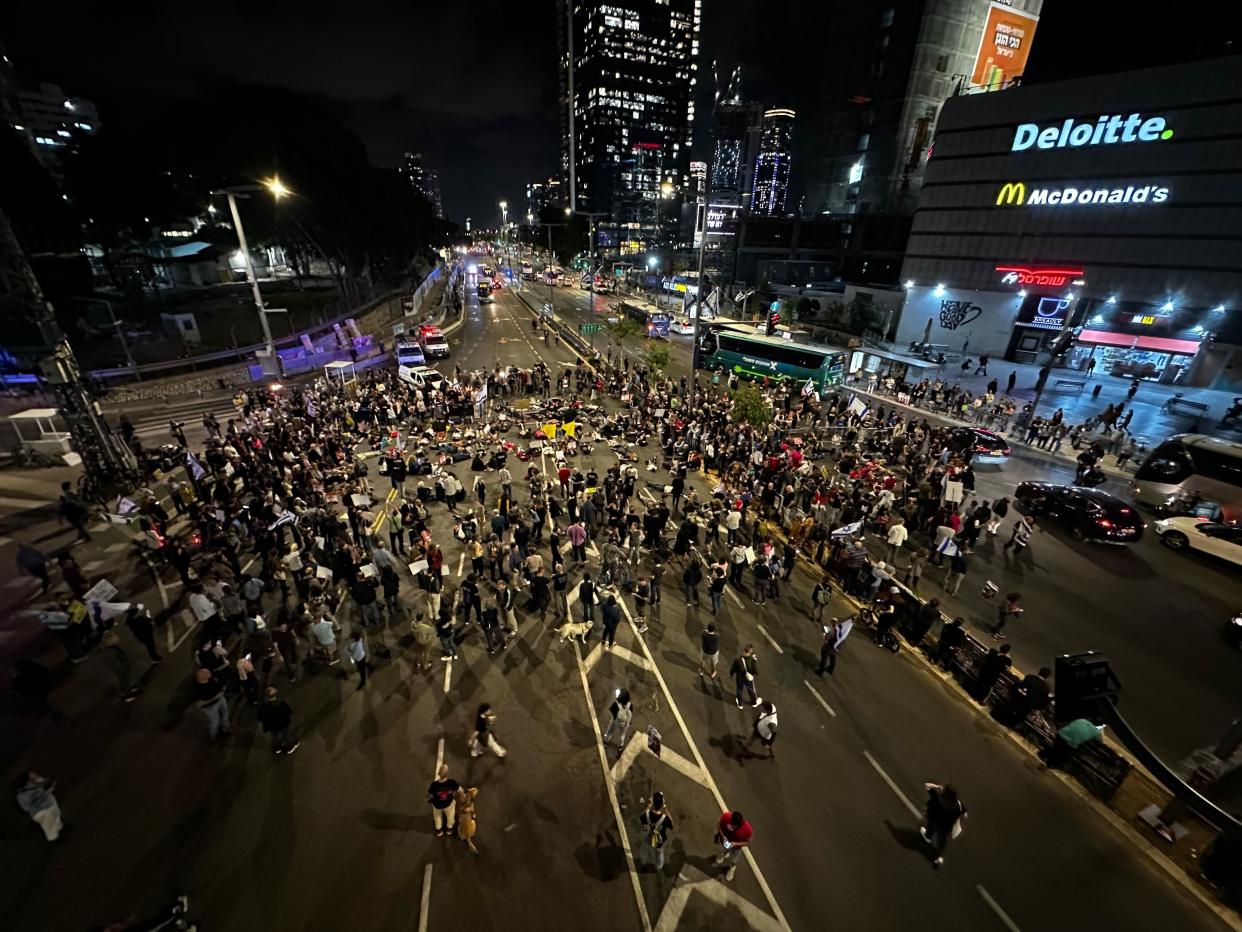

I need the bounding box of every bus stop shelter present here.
[6,407,74,456]
[323,359,357,388]
[848,347,944,387]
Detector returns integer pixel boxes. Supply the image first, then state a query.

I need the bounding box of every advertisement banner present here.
[970,2,1039,91]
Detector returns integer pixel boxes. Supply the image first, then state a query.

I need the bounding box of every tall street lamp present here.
[217,176,288,372]
[499,200,509,272]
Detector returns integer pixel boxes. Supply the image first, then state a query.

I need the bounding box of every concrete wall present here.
[893,284,1023,357]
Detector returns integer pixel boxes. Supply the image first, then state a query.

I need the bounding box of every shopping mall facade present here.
[895,56,1242,389]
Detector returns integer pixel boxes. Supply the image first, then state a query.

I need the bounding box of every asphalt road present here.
[531,277,1242,769]
[0,268,1230,931]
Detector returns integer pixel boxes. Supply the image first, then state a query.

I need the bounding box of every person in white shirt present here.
[188,585,219,627]
[886,519,908,564]
[725,509,742,546]
[747,701,779,759]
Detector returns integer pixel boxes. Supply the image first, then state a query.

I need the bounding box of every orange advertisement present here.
[970,2,1040,91]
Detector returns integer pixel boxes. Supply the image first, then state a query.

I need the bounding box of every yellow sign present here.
[562,421,576,438]
[996,181,1026,206]
[542,422,558,439]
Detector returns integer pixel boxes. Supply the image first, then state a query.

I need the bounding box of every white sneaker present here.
[724,866,736,882]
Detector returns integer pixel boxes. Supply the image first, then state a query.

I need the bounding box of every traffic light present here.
[1049,327,1076,358]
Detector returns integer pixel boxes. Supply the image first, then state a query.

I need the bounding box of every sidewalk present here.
[871,354,1241,446]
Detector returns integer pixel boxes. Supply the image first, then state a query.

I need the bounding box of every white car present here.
[1154,516,1242,568]
[398,365,445,392]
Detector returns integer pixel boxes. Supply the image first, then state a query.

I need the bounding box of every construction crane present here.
[0,205,138,494]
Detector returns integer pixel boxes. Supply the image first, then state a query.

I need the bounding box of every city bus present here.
[622,303,671,337]
[695,325,847,390]
[1131,434,1242,522]
[477,281,494,303]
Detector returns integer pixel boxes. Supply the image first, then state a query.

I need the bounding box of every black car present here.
[949,427,1011,464]
[1014,482,1146,544]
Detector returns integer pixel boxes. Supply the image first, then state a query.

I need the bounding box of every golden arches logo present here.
[996,182,1026,205]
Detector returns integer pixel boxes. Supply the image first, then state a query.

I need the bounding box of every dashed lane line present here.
[862,749,922,820]
[803,680,837,718]
[755,623,783,655]
[977,886,1023,932]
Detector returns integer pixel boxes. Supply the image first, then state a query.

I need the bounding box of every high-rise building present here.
[6,77,100,173]
[526,176,563,220]
[709,67,764,207]
[750,108,796,216]
[557,0,702,253]
[802,0,1043,217]
[399,151,444,216]
[425,169,443,219]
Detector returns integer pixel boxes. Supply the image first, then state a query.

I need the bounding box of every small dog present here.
[555,619,592,644]
[456,786,479,854]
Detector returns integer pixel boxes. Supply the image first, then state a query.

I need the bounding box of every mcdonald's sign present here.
[996,182,1026,206]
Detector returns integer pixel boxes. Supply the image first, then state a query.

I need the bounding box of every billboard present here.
[970,2,1039,91]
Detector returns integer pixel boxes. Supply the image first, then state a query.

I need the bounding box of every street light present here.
[216,178,291,372]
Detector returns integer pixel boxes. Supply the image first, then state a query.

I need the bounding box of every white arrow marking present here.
[653,866,786,932]
[610,731,708,789]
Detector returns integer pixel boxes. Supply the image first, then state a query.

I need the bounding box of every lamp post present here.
[567,210,608,317]
[499,201,509,273]
[691,69,725,379]
[72,296,138,377]
[219,176,289,371]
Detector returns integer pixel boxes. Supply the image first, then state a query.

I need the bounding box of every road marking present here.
[654,866,786,932]
[572,637,652,932]
[434,736,445,776]
[755,624,783,655]
[977,886,1023,932]
[612,595,791,931]
[456,553,465,577]
[725,584,743,607]
[610,731,708,789]
[442,656,453,695]
[417,864,433,932]
[862,750,921,819]
[803,679,837,718]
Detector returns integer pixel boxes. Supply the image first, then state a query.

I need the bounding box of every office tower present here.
[750,107,795,216]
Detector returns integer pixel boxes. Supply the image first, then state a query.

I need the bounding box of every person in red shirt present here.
[557,465,572,497]
[714,810,753,881]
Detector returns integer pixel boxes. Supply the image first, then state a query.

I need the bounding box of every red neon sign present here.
[995,265,1085,288]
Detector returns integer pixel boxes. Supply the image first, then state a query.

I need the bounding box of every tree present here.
[607,316,642,346]
[643,339,670,375]
[844,294,884,335]
[729,383,773,430]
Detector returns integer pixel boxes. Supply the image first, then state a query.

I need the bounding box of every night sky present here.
[2,3,1236,223]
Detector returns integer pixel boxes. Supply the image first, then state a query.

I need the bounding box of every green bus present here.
[695,325,847,390]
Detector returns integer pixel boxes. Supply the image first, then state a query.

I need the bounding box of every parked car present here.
[1014,482,1146,544]
[949,427,1011,464]
[1154,516,1242,568]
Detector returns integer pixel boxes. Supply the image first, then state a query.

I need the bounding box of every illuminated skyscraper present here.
[557,0,702,252]
[750,108,795,216]
[709,67,763,207]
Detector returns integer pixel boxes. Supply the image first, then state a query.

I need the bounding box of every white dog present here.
[555,619,593,644]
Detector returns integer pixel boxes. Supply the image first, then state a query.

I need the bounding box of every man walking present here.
[124,604,162,663]
[427,764,460,837]
[471,703,507,758]
[747,700,779,759]
[602,688,633,749]
[810,577,831,623]
[713,810,753,882]
[410,613,437,672]
[700,622,720,680]
[730,645,760,709]
[1002,514,1035,556]
[348,630,371,689]
[601,594,622,650]
[100,632,139,702]
[638,792,674,872]
[682,559,702,607]
[258,686,299,755]
[58,481,93,543]
[193,667,232,742]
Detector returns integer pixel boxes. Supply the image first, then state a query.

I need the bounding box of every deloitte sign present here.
[1011,113,1174,151]
[996,181,1170,207]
